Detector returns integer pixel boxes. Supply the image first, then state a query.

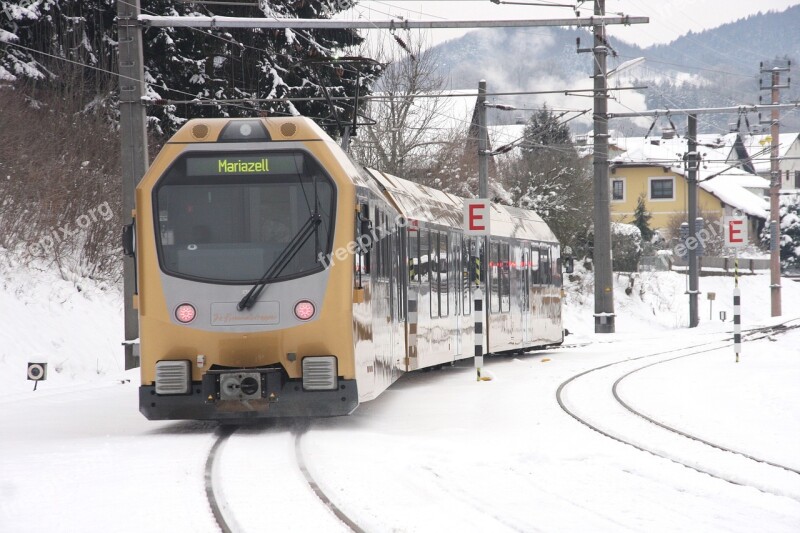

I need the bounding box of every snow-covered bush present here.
[611,222,643,272]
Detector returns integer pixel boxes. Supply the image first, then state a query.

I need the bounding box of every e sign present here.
[724,216,747,248]
[464,199,491,236]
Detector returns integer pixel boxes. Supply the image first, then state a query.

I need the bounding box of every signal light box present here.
[464,199,491,236]
[724,216,748,248]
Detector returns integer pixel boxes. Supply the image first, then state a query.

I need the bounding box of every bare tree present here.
[350,33,454,178]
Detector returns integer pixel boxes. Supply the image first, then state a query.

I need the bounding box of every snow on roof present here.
[365,167,557,242]
[610,136,770,219]
[738,132,800,173]
[697,172,769,219]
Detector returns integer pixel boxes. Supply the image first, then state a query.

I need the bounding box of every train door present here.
[392,220,406,374]
[522,246,531,344]
[406,225,420,370]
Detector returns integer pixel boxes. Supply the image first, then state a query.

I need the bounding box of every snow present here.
[1,257,800,532]
[0,28,18,43]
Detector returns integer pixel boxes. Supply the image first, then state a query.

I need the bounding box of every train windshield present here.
[154,151,335,283]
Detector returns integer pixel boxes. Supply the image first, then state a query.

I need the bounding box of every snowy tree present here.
[140,0,380,134]
[503,105,592,253]
[0,1,117,93]
[0,1,380,134]
[632,193,654,242]
[762,193,800,273]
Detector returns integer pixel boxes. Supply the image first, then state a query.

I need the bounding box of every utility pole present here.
[760,62,788,317]
[686,114,700,328]
[591,0,615,333]
[117,0,149,369]
[478,79,489,199]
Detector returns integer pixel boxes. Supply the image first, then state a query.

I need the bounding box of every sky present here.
[342,0,800,47]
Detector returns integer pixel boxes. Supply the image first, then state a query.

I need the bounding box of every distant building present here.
[737,132,800,189]
[609,135,770,242]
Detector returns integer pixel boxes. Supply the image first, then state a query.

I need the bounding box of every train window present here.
[399,228,407,320]
[552,246,562,287]
[462,236,471,315]
[356,205,370,278]
[501,243,510,313]
[373,208,382,278]
[540,247,551,285]
[430,231,439,318]
[522,250,530,309]
[451,233,460,317]
[420,228,430,285]
[408,227,419,284]
[154,150,335,283]
[440,232,449,317]
[383,213,391,280]
[490,242,500,313]
[374,209,390,280]
[530,248,540,285]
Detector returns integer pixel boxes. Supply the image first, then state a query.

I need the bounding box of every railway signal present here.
[724,216,747,362]
[463,199,491,236]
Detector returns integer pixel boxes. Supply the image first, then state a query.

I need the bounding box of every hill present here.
[429,5,800,134]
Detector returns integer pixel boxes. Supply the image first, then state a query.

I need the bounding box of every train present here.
[123,117,571,421]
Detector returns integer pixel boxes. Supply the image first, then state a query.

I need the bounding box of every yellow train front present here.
[130,117,567,421]
[133,117,368,420]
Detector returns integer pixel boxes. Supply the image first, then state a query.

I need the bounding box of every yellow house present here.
[608,162,769,241]
[609,163,723,231]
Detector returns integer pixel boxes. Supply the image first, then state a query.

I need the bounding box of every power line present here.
[138,14,649,29]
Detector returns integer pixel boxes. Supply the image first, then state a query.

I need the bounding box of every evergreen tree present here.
[141,0,380,134]
[503,105,593,253]
[0,1,380,134]
[632,193,654,242]
[521,103,572,150]
[0,1,117,92]
[762,193,800,273]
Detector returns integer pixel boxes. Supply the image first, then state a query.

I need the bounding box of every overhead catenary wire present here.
[144,86,646,105]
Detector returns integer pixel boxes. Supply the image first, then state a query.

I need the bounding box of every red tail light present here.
[175,303,196,323]
[294,300,315,321]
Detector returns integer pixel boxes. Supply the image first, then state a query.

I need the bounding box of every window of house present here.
[611,179,625,201]
[650,178,674,200]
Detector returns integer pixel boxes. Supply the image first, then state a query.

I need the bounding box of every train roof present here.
[364,169,558,244]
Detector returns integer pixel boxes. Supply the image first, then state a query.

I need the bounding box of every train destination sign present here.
[186,154,300,176]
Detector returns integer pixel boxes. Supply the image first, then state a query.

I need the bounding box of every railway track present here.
[556,320,800,502]
[204,422,364,533]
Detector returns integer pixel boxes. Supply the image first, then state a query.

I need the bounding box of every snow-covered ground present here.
[1,259,799,532]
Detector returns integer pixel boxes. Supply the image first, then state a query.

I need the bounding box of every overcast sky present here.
[343,1,799,47]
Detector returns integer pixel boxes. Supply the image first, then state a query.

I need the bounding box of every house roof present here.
[738,132,800,173]
[610,136,770,219]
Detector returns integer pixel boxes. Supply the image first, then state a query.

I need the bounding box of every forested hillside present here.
[432,5,800,134]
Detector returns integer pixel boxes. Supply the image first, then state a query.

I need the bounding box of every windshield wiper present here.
[237,213,322,311]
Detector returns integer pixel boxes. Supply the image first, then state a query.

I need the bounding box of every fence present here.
[640,255,771,274]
